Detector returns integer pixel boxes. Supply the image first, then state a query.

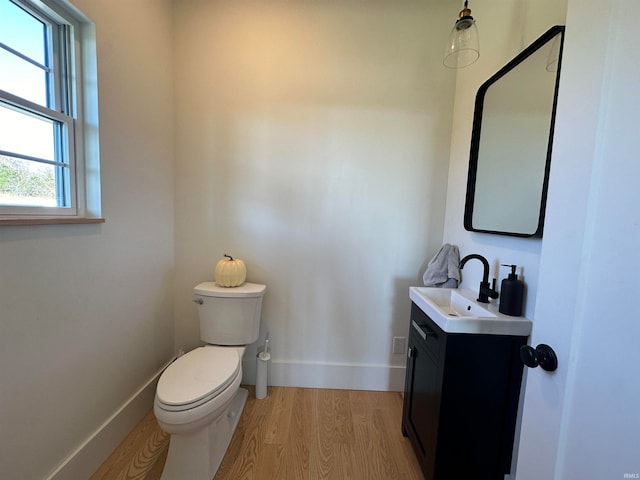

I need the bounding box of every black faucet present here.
[459,254,499,303]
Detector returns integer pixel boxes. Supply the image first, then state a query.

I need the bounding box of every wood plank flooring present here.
[91,386,423,480]
[90,408,169,480]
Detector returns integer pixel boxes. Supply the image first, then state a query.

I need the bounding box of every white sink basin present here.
[418,288,497,318]
[409,287,532,336]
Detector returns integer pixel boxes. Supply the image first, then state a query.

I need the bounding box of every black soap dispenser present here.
[499,264,524,316]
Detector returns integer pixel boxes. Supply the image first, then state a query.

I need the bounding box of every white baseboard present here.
[243,358,406,392]
[46,360,173,480]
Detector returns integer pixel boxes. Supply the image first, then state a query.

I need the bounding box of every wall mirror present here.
[464,25,565,238]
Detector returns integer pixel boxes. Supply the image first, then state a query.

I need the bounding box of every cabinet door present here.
[404,325,441,478]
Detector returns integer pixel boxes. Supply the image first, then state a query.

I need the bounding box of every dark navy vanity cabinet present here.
[402,302,527,480]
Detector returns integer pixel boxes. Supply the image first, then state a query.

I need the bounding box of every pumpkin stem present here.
[224,254,234,261]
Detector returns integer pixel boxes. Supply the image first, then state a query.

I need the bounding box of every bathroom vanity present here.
[402,288,531,480]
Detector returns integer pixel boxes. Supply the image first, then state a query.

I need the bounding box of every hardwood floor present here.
[91,386,423,480]
[90,409,169,480]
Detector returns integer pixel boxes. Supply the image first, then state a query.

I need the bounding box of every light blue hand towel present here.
[422,244,461,288]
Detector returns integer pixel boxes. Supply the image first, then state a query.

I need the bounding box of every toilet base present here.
[159,387,248,480]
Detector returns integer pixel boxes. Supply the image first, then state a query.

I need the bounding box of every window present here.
[0,0,101,223]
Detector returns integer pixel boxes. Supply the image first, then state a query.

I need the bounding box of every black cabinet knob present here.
[520,344,558,372]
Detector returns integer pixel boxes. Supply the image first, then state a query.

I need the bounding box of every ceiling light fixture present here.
[443,0,480,69]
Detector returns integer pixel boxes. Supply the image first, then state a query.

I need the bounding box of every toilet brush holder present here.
[255,350,270,399]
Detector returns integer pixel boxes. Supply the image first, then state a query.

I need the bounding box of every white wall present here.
[173,0,455,389]
[0,1,175,478]
[443,0,567,315]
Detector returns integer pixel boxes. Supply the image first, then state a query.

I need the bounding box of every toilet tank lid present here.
[194,281,266,298]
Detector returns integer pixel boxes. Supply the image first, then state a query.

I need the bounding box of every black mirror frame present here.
[463,25,565,238]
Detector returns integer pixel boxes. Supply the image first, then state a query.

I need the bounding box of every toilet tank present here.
[193,282,266,345]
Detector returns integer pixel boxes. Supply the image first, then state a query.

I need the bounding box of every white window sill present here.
[0,217,105,226]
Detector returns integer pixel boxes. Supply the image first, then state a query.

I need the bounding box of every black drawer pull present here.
[412,320,435,341]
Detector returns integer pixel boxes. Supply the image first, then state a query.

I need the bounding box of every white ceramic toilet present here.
[154,281,266,480]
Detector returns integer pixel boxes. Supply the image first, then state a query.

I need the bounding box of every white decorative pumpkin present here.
[215,254,246,287]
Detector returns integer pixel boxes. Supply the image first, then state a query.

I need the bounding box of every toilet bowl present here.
[154,346,246,479]
[154,282,266,480]
[154,346,244,433]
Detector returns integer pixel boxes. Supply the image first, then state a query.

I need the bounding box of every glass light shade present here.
[545,34,562,72]
[443,19,480,69]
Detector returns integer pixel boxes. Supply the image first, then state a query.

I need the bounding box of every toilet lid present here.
[156,347,240,407]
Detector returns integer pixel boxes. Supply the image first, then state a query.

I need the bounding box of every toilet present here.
[154,281,266,480]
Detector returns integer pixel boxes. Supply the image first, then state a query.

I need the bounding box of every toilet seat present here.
[156,346,240,412]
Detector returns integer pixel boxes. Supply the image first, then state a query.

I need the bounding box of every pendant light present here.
[545,33,562,72]
[443,0,480,69]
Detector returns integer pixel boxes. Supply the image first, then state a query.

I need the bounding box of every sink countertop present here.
[409,286,532,336]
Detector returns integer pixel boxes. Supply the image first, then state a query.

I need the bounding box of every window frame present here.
[0,0,102,225]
